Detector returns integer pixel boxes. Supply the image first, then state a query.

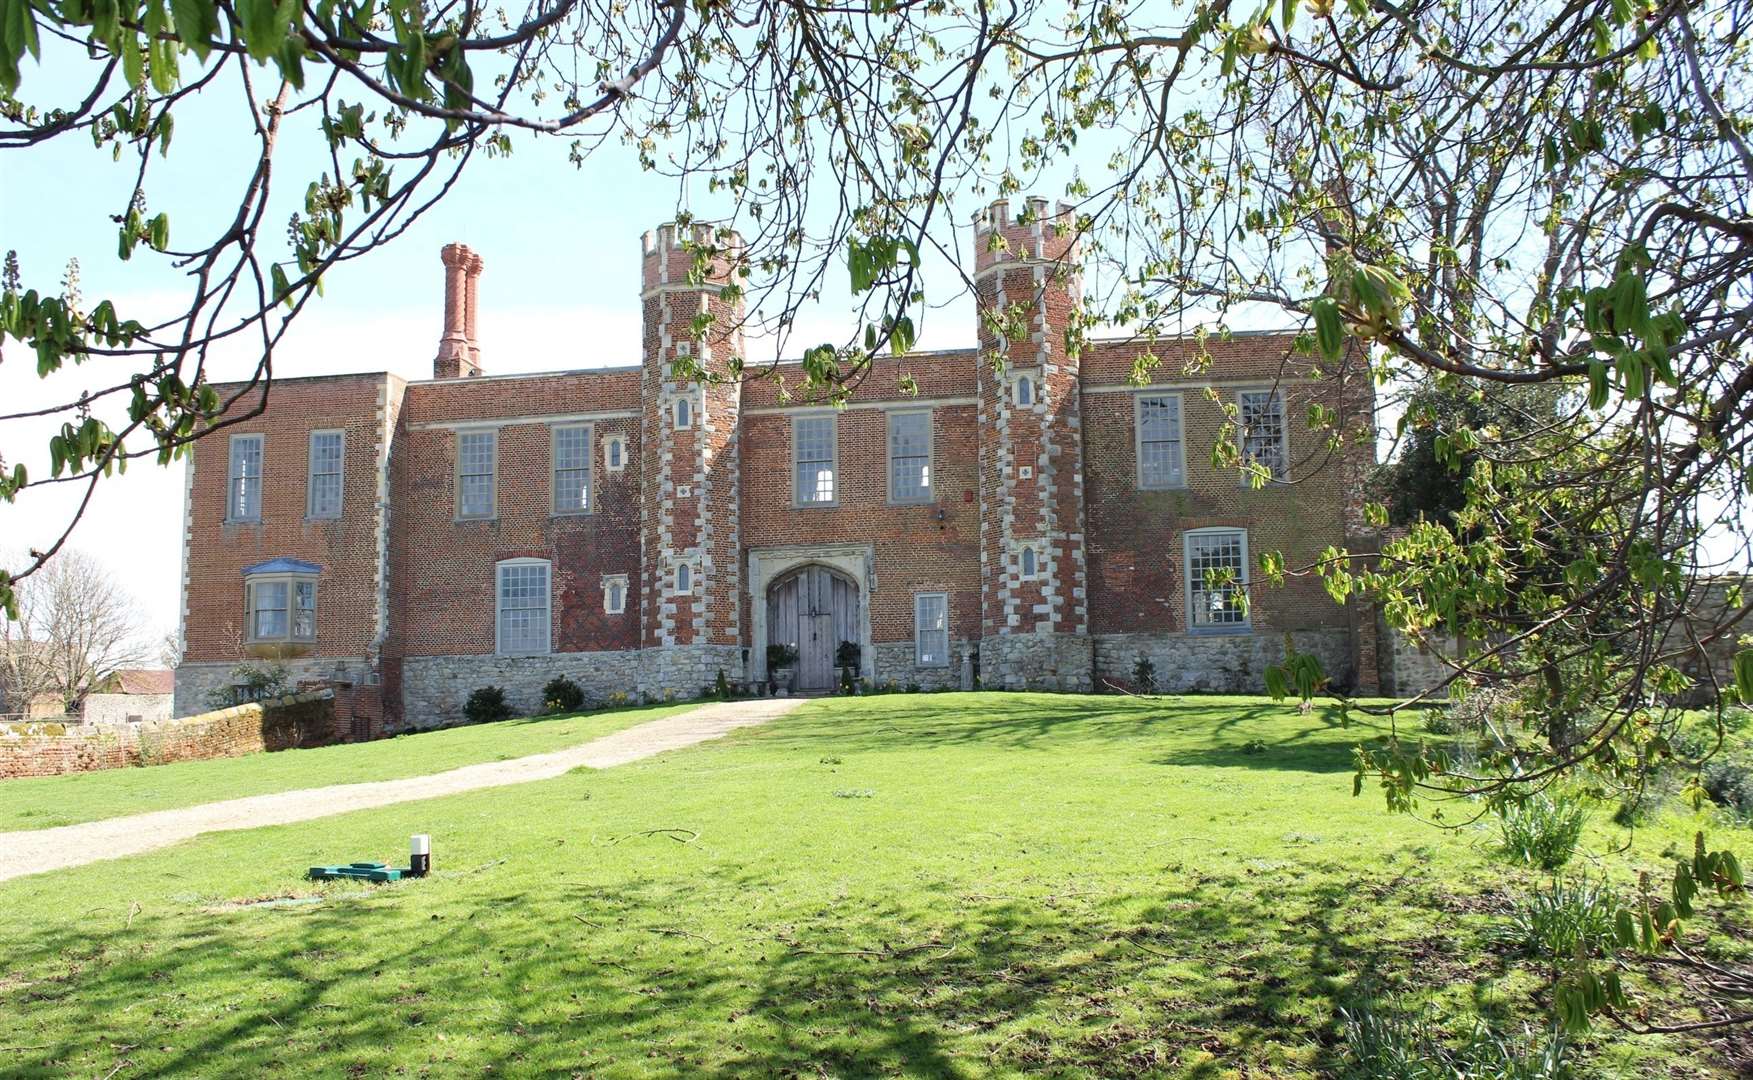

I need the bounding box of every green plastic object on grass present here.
[308,862,409,883]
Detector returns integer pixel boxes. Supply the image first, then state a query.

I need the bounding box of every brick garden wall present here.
[0,691,337,780]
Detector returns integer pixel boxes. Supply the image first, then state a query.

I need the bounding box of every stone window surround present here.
[455,427,498,520]
[1183,527,1251,633]
[1236,387,1290,484]
[227,432,264,523]
[602,432,627,473]
[914,592,950,667]
[550,421,593,516]
[306,429,345,520]
[1016,543,1044,580]
[495,557,552,656]
[747,543,874,682]
[674,562,695,594]
[244,571,317,644]
[792,411,839,508]
[601,573,628,614]
[1009,366,1043,407]
[1133,391,1186,490]
[885,408,933,504]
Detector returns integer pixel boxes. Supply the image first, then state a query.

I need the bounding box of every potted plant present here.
[835,640,861,694]
[766,643,799,695]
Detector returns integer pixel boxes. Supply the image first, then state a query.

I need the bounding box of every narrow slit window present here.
[676,563,693,594]
[675,398,692,429]
[1016,375,1035,406]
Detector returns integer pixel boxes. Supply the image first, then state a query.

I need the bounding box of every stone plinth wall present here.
[1093,628,1352,694]
[871,641,965,691]
[400,644,744,728]
[174,657,372,718]
[981,633,1095,692]
[0,691,336,780]
[1381,627,1460,698]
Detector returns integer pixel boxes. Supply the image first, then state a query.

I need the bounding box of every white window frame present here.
[792,413,838,507]
[1134,392,1186,490]
[602,573,628,615]
[306,429,345,519]
[456,429,497,520]
[914,592,950,667]
[1184,527,1251,632]
[602,433,627,474]
[886,409,933,504]
[227,433,264,523]
[1237,389,1289,483]
[495,558,552,656]
[244,572,317,644]
[551,422,593,516]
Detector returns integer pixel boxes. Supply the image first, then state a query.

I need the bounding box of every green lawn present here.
[0,693,1741,1077]
[0,701,694,831]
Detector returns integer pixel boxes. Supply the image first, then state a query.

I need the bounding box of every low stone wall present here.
[0,691,336,780]
[174,657,372,718]
[1381,627,1460,698]
[1093,628,1353,694]
[981,633,1096,692]
[81,692,174,725]
[871,640,966,691]
[400,644,745,729]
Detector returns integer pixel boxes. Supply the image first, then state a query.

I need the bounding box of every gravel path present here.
[0,697,803,885]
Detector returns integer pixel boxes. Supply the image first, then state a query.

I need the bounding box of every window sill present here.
[551,509,593,518]
[793,501,841,510]
[1184,625,1253,636]
[495,650,553,658]
[245,638,318,647]
[455,514,498,523]
[888,496,934,506]
[1137,483,1189,493]
[225,517,263,526]
[304,515,342,524]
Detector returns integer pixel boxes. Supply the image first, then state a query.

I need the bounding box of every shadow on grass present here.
[0,864,1492,1077]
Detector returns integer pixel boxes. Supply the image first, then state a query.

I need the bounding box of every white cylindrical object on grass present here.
[410,833,431,876]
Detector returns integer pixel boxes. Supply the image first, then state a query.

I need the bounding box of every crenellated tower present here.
[638,223,747,692]
[973,198,1094,690]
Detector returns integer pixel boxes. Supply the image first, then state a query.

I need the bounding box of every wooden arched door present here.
[767,565,860,691]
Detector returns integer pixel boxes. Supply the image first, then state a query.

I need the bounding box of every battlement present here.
[641,222,744,291]
[973,197,1081,274]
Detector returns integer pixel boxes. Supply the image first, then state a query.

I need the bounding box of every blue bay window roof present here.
[242,558,323,577]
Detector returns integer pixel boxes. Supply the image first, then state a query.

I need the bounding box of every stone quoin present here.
[175,201,1391,726]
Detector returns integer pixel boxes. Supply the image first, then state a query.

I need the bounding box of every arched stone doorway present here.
[766,564,860,692]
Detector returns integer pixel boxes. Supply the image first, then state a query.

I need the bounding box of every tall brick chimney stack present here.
[434,243,484,379]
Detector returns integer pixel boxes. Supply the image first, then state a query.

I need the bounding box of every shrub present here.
[464,686,512,725]
[1132,652,1157,694]
[905,682,922,694]
[207,659,291,709]
[766,643,798,669]
[835,640,861,670]
[1340,1003,1572,1080]
[1494,875,1619,968]
[839,667,856,695]
[1497,794,1589,869]
[715,669,731,701]
[542,676,585,715]
[1701,760,1753,816]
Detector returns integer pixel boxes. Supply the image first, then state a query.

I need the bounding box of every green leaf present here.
[1734,650,1753,704]
[170,0,215,60]
[1312,297,1343,361]
[1612,270,1648,336]
[271,263,293,307]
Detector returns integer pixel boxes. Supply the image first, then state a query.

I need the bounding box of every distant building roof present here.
[111,669,175,696]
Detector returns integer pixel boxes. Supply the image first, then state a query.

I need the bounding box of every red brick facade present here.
[176,201,1379,724]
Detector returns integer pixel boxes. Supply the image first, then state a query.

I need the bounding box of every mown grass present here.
[0,701,693,831]
[0,692,1739,1077]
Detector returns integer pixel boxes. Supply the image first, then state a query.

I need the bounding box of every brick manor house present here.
[174,199,1392,726]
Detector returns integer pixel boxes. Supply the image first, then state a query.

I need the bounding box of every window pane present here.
[308,432,344,518]
[916,594,949,666]
[252,580,288,639]
[889,412,930,500]
[459,432,495,516]
[795,417,835,503]
[230,436,263,520]
[498,562,550,654]
[1240,392,1287,480]
[554,426,591,512]
[1188,531,1248,628]
[293,581,316,639]
[1138,395,1183,488]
